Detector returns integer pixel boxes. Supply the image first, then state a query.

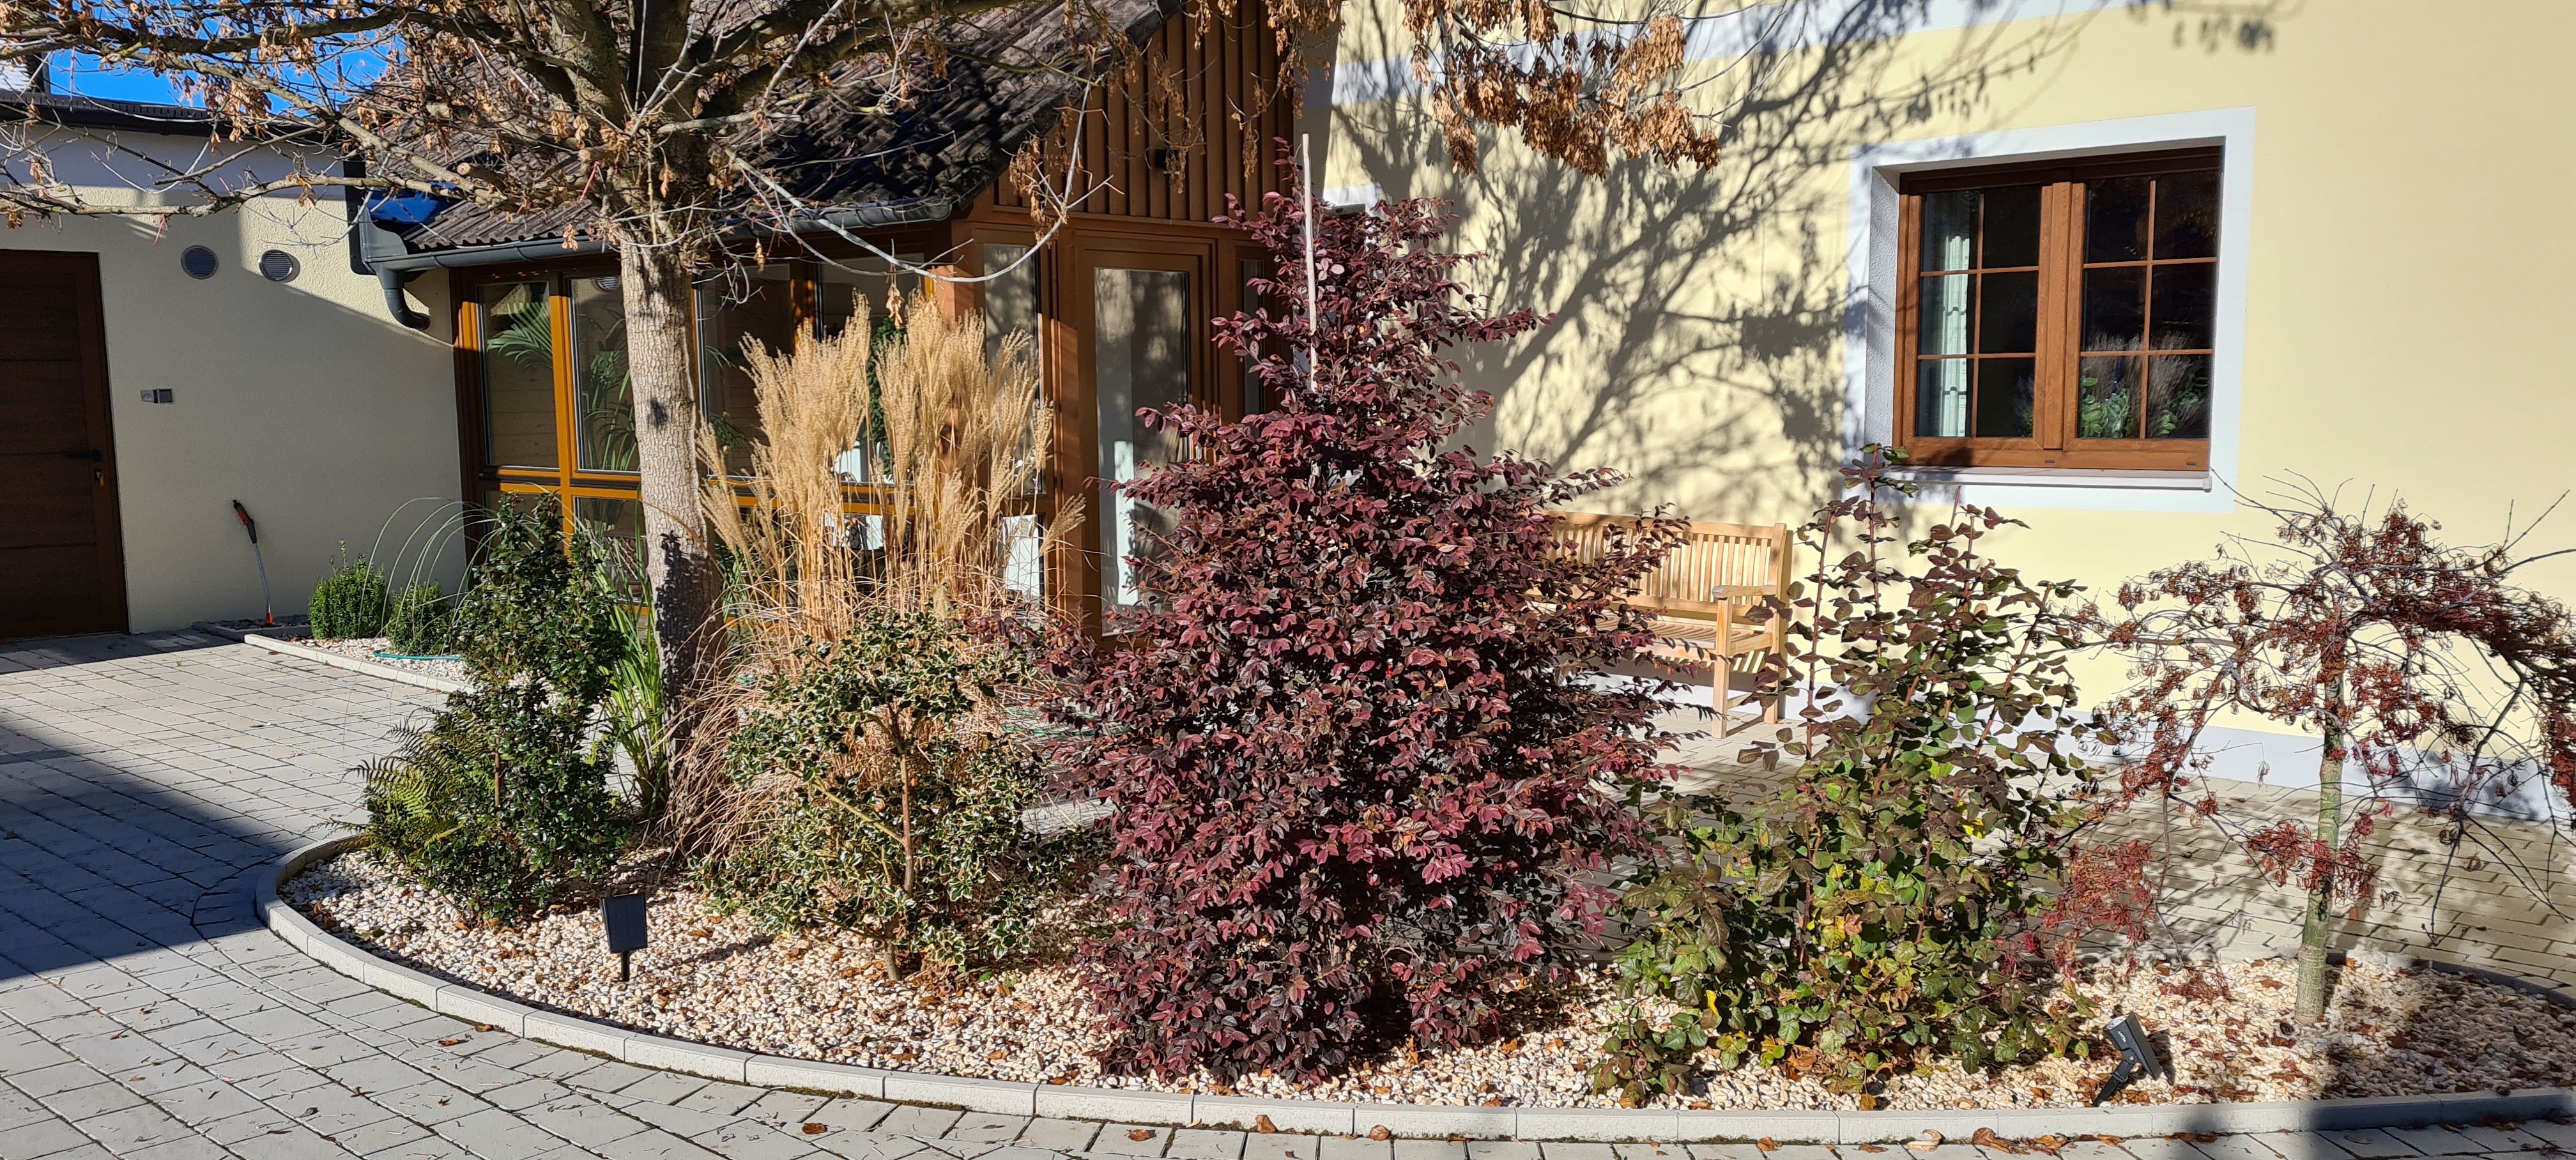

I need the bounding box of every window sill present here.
[1887,466,2213,492]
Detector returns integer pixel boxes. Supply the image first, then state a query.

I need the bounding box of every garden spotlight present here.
[2092,1013,2168,1106]
[601,894,648,982]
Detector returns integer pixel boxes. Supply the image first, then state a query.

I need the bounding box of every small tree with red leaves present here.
[2090,478,2576,1021]
[1045,187,1687,1083]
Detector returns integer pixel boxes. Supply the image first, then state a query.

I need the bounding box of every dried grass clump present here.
[663,291,1076,907]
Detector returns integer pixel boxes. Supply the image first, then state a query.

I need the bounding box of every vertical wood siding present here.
[979,0,1294,225]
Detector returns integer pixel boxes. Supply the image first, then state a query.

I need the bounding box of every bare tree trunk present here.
[2297,668,2347,1023]
[619,240,719,736]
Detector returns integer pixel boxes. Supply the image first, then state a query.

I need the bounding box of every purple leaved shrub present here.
[1048,182,1689,1083]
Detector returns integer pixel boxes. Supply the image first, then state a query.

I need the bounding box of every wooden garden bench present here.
[1551,513,1794,728]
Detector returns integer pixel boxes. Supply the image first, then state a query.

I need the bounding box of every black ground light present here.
[2092,1012,2169,1105]
[601,894,649,982]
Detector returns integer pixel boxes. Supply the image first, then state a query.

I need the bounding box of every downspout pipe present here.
[356,197,954,330]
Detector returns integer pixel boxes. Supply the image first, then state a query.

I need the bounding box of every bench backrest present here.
[1551,513,1793,622]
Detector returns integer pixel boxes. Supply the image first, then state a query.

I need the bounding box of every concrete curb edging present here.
[196,622,472,695]
[263,836,2576,1143]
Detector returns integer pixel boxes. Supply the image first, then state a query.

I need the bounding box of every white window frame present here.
[1843,107,2257,513]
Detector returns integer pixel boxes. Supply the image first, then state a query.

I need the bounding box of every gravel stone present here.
[287,851,2576,1113]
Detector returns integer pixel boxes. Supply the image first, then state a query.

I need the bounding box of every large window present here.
[1896,148,2220,470]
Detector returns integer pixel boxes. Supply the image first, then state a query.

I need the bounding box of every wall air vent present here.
[180,246,218,279]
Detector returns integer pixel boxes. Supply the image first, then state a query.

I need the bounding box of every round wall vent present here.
[180,246,218,279]
[257,249,300,283]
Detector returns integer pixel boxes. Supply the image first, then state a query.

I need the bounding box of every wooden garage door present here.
[0,250,126,639]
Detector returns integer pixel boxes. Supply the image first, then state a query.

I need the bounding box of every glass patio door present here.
[1080,248,1202,609]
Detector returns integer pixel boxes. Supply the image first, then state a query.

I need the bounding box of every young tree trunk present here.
[618,241,720,736]
[2296,669,2347,1023]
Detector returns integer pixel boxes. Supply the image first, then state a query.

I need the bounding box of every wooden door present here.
[1060,240,1209,622]
[0,250,126,639]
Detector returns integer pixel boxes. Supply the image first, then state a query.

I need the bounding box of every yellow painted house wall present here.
[1320,2,2576,751]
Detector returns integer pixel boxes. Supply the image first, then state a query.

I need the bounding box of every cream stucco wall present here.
[4,130,463,632]
[1319,1,2576,774]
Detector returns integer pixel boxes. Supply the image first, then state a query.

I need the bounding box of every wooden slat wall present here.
[981,0,1293,223]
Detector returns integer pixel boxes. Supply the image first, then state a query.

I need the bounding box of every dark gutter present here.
[0,88,218,134]
[359,196,956,330]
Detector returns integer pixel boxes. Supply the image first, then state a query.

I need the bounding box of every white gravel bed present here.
[268,634,470,684]
[287,850,2576,1111]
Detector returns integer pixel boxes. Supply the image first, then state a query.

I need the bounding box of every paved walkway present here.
[1,632,2570,1160]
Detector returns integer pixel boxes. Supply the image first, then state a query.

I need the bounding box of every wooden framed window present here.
[1895,148,2221,470]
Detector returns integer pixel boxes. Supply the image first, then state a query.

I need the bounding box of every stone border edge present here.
[195,622,472,695]
[261,835,2576,1144]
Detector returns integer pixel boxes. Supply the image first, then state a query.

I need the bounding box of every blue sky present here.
[49,49,390,105]
[50,54,185,103]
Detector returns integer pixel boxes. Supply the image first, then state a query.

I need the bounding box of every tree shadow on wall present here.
[1324,0,2289,527]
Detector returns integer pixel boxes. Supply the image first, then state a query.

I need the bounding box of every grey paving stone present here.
[2195,1136,2289,1160]
[370,1079,484,1126]
[1392,1141,1464,1160]
[877,1106,966,1139]
[616,1070,711,1106]
[2387,1129,2492,1158]
[434,1106,569,1160]
[1170,1129,1250,1160]
[147,1077,268,1126]
[806,1101,896,1135]
[326,1115,436,1157]
[1322,1139,1395,1160]
[676,1081,772,1117]
[0,1115,95,1159]
[8,1059,112,1099]
[566,1060,662,1095]
[36,1079,148,1121]
[947,1115,1035,1145]
[1244,1134,1325,1160]
[1468,1145,1542,1160]
[744,1091,836,1126]
[1538,1147,1616,1160]
[595,1126,730,1160]
[121,1132,239,1160]
[686,1118,825,1160]
[1021,1118,1106,1152]
[73,1101,202,1152]
[1098,1124,1174,1157]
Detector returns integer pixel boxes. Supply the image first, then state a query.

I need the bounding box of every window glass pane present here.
[478,282,558,469]
[2085,177,2152,263]
[573,495,642,541]
[1239,257,1269,415]
[2144,354,2212,439]
[695,265,796,476]
[2148,263,2216,351]
[1974,358,2034,438]
[1977,271,2038,354]
[818,255,923,340]
[2081,266,2146,352]
[571,277,633,473]
[1094,266,1192,607]
[2076,355,2140,439]
[1981,185,2043,268]
[1917,273,1972,356]
[2154,171,2221,259]
[1914,360,1969,438]
[982,245,1038,365]
[1919,191,1978,271]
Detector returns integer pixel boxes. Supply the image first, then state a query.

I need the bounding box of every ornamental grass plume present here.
[663,294,1081,973]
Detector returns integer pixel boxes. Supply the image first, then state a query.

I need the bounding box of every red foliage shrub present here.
[1045,185,1687,1083]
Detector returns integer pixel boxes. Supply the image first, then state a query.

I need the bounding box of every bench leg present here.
[1714,657,1737,734]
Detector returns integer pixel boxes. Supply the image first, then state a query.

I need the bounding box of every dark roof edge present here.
[0,88,221,134]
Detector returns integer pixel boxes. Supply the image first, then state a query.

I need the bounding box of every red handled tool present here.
[231,500,275,627]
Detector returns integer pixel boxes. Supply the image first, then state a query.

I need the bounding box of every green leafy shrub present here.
[309,546,388,639]
[383,583,457,655]
[1594,450,2110,1102]
[702,608,1083,971]
[358,498,632,922]
[452,501,626,702]
[362,685,629,922]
